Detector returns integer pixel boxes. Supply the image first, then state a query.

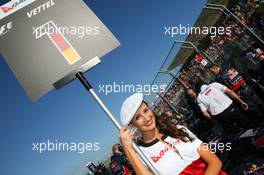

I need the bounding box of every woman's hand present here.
[119,128,134,150]
[119,128,153,175]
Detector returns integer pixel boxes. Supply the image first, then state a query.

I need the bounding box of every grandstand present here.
[148,0,263,122]
[145,0,264,174]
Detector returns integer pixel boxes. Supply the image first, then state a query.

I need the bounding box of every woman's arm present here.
[119,128,153,175]
[198,143,222,175]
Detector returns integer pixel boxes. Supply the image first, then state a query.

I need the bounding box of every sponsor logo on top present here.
[0,0,36,20]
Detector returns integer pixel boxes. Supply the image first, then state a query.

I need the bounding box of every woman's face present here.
[130,102,156,132]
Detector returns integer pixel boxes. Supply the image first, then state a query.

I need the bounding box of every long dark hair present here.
[156,112,194,142]
[140,101,194,142]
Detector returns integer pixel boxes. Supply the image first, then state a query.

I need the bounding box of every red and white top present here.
[138,126,227,175]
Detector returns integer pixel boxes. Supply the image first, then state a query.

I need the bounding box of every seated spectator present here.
[110,144,135,175]
[243,47,264,64]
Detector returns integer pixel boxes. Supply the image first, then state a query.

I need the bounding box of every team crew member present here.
[210,65,263,107]
[186,89,222,139]
[119,93,227,175]
[209,64,229,87]
[196,82,255,133]
[211,65,264,124]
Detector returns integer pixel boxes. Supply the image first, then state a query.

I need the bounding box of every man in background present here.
[196,82,255,135]
[110,144,135,175]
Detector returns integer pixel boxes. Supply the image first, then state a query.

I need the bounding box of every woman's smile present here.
[144,119,153,127]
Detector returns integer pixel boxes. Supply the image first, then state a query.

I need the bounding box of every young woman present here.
[119,93,227,175]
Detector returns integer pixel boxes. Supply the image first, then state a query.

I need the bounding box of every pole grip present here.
[76,72,93,91]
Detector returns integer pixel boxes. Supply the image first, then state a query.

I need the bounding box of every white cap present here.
[120,93,144,127]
